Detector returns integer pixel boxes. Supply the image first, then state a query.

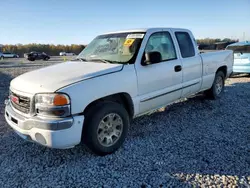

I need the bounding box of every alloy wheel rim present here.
[97,113,123,147]
[215,76,223,95]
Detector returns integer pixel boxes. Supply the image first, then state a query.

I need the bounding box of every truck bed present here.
[199,50,233,90]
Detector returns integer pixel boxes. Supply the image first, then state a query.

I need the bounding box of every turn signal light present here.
[53,94,69,106]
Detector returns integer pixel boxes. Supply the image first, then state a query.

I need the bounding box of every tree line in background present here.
[0,38,239,56]
[196,38,239,50]
[196,38,238,45]
[1,44,86,57]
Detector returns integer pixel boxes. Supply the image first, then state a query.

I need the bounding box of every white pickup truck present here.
[5,28,233,155]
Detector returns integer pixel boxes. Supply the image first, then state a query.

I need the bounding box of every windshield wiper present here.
[88,58,123,64]
[88,58,112,64]
[71,58,87,62]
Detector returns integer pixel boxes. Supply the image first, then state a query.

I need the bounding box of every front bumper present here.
[5,100,84,149]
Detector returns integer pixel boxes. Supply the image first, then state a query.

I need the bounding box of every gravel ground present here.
[0,59,250,187]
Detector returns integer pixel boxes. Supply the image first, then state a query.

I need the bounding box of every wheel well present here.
[217,66,227,77]
[83,93,134,120]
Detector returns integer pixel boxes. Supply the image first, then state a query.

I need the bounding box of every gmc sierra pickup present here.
[5,28,233,155]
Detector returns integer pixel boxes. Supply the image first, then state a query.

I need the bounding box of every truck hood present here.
[10,61,123,94]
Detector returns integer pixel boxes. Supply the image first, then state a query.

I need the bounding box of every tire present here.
[43,57,49,61]
[204,71,225,100]
[82,101,129,156]
[0,56,3,60]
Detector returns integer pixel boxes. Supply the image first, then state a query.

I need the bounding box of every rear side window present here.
[175,32,195,58]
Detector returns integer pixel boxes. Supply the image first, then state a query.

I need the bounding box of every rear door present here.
[32,53,38,59]
[173,30,202,97]
[135,29,183,114]
[37,53,44,59]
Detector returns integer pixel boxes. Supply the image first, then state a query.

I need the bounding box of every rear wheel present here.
[204,71,225,99]
[82,101,129,156]
[0,56,4,60]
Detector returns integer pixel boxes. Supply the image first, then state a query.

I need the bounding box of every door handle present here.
[174,65,182,72]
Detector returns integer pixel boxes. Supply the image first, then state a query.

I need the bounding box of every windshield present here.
[76,32,145,64]
[226,45,250,53]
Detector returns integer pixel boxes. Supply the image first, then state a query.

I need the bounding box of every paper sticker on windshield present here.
[126,34,144,39]
[123,39,135,46]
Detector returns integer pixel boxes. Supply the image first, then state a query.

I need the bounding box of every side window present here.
[175,32,195,58]
[145,32,177,62]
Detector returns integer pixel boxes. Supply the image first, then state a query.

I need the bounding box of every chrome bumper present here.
[5,100,73,130]
[4,99,84,149]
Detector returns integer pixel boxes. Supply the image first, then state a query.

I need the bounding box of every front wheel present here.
[0,56,4,60]
[82,101,129,156]
[204,71,225,99]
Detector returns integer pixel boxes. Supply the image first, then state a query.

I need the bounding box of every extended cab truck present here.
[5,28,233,155]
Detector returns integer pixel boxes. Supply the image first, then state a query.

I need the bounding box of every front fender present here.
[57,65,138,115]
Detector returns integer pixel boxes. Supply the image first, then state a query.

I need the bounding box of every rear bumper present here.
[5,100,84,149]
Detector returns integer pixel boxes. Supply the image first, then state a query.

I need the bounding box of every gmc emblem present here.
[11,95,19,104]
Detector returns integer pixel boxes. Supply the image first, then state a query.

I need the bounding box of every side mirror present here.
[144,51,162,65]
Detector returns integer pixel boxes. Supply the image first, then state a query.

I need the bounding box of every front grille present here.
[10,91,31,114]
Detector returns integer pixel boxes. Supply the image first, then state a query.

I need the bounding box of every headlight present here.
[35,93,71,117]
[35,93,70,106]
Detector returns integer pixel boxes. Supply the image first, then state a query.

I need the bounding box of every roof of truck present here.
[103,27,188,34]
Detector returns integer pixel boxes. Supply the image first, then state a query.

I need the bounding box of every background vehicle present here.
[226,41,250,75]
[59,52,76,56]
[5,28,233,156]
[25,52,50,61]
[1,52,19,58]
[24,51,35,58]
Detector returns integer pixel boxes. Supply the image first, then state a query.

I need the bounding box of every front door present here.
[135,30,183,114]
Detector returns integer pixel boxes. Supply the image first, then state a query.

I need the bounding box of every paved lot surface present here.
[0,58,250,187]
